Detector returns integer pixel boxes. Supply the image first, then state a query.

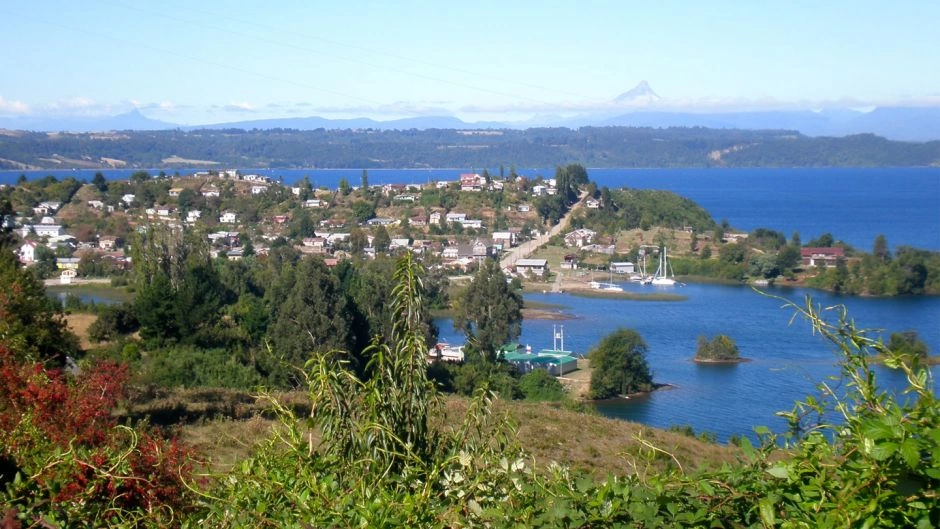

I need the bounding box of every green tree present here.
[695,334,741,361]
[361,169,369,190]
[351,201,375,223]
[886,330,929,358]
[0,251,80,365]
[92,171,108,192]
[373,225,391,252]
[588,328,652,399]
[349,227,368,255]
[339,177,351,196]
[873,234,890,262]
[453,259,523,362]
[267,257,353,386]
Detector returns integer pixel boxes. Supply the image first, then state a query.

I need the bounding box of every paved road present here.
[499,192,588,270]
[43,277,112,287]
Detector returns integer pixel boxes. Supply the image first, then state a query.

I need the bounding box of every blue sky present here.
[1,0,938,124]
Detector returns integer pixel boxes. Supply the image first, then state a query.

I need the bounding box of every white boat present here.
[651,246,677,286]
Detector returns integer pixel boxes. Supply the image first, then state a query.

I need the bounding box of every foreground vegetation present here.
[2,250,938,527]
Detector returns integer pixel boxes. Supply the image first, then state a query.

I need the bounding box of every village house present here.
[20,224,64,239]
[122,194,136,205]
[272,215,289,225]
[409,215,427,227]
[251,185,268,195]
[531,185,547,196]
[586,198,601,209]
[168,188,184,197]
[393,194,417,202]
[186,210,202,223]
[303,199,326,208]
[564,228,596,248]
[445,212,467,223]
[517,204,531,213]
[87,200,105,210]
[389,238,411,250]
[366,217,396,226]
[611,262,636,274]
[492,231,516,249]
[156,206,174,218]
[219,211,237,224]
[33,201,62,216]
[471,239,492,261]
[457,218,483,230]
[560,254,579,270]
[98,236,118,250]
[514,258,548,277]
[383,183,407,195]
[801,247,845,268]
[202,186,221,198]
[429,211,443,225]
[302,237,327,249]
[459,173,484,192]
[18,241,38,264]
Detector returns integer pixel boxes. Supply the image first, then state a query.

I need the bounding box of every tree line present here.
[2,127,938,170]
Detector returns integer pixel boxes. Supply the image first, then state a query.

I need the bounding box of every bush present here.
[518,369,566,401]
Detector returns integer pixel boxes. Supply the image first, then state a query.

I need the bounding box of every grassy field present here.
[145,387,739,478]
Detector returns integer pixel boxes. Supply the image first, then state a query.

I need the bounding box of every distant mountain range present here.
[2,83,939,141]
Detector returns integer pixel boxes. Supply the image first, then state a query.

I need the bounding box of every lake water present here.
[436,283,940,443]
[4,166,938,250]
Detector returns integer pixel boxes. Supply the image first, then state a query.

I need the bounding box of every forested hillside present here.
[1,127,938,169]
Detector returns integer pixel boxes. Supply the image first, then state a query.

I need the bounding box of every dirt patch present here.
[65,313,98,350]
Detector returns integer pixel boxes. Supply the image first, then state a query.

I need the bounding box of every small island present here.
[694,334,750,364]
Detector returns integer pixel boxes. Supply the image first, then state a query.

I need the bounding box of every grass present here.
[138,385,740,477]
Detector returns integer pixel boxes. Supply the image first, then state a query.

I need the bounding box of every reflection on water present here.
[437,282,940,443]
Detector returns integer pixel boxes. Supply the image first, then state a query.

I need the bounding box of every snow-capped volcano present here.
[614,81,661,105]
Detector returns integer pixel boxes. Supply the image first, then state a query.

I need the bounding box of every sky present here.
[1,0,939,125]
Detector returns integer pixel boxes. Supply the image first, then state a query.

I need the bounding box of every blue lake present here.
[436,282,940,443]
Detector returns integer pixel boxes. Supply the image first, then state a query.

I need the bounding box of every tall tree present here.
[267,257,353,386]
[453,259,522,362]
[0,251,80,365]
[588,328,652,399]
[873,234,890,262]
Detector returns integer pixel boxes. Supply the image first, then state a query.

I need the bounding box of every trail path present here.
[499,192,588,271]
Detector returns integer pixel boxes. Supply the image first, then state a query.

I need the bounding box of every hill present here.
[1,127,938,170]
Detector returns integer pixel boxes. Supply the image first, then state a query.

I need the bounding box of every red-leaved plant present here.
[0,345,196,525]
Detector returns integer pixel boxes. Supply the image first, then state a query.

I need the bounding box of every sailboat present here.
[602,267,623,291]
[651,246,676,286]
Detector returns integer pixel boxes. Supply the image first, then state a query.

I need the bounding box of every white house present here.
[20,224,64,238]
[492,231,516,248]
[514,258,548,277]
[202,187,221,198]
[18,241,38,264]
[303,199,325,208]
[445,212,467,223]
[564,228,596,248]
[457,218,483,229]
[219,211,237,224]
[186,210,202,223]
[122,194,136,205]
[611,262,636,274]
[251,185,268,195]
[586,198,601,209]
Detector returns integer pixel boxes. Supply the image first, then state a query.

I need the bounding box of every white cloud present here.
[0,95,30,114]
[223,101,256,112]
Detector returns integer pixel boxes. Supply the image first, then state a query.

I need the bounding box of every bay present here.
[435,282,940,443]
[4,167,938,250]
